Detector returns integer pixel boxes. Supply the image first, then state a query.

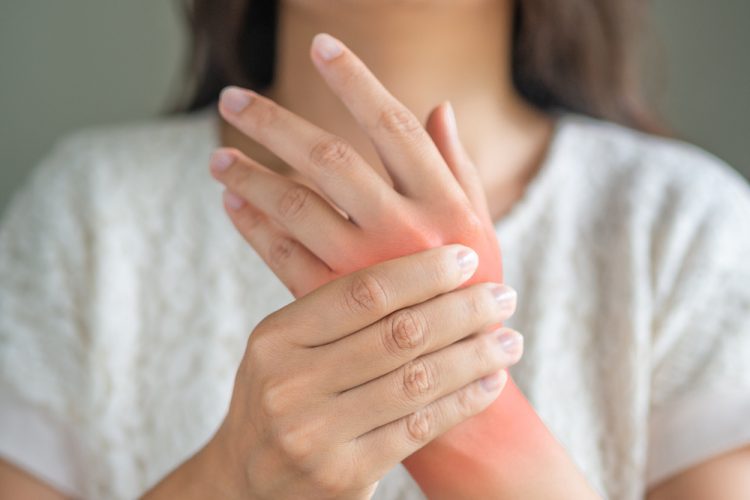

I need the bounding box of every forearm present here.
[403,377,601,499]
[141,433,245,500]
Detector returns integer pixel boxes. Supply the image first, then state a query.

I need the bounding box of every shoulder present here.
[38,109,217,185]
[557,114,750,215]
[61,109,216,157]
[536,114,750,308]
[552,114,750,247]
[560,116,750,336]
[1,110,221,295]
[3,110,219,236]
[14,110,217,202]
[0,109,222,412]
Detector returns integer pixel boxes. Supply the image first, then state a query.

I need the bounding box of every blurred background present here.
[0,0,748,216]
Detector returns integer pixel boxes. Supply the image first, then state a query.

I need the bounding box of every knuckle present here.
[250,317,273,340]
[403,226,443,250]
[474,335,499,369]
[240,208,264,231]
[377,106,422,136]
[455,384,482,419]
[261,370,308,414]
[260,380,290,419]
[245,332,272,369]
[464,287,491,320]
[255,310,286,338]
[309,136,356,172]
[421,251,455,287]
[343,272,389,315]
[405,406,436,444]
[309,466,348,497]
[390,218,436,247]
[463,211,485,235]
[277,430,315,465]
[246,320,286,373]
[382,308,427,356]
[400,358,436,403]
[276,418,323,465]
[268,236,298,268]
[232,166,255,191]
[278,185,311,220]
[249,98,279,130]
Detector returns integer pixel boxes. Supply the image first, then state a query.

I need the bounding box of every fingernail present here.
[496,330,523,357]
[220,86,253,114]
[456,248,479,281]
[490,285,517,315]
[313,33,343,61]
[480,372,503,392]
[223,189,246,211]
[210,150,235,173]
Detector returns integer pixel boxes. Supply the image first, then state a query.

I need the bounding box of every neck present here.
[221,0,554,221]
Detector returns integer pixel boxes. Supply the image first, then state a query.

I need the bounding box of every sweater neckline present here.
[493,111,573,237]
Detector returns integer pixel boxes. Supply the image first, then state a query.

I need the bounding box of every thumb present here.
[425,101,486,212]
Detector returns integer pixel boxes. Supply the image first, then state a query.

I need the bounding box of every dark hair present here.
[180,0,661,133]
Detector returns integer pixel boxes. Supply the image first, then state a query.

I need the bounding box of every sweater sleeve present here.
[646,153,750,487]
[0,136,96,497]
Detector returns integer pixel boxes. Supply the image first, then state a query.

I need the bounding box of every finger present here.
[309,33,461,199]
[265,244,479,347]
[334,328,522,440]
[211,148,358,266]
[218,86,397,226]
[315,283,517,392]
[355,369,508,484]
[222,189,335,298]
[425,101,488,214]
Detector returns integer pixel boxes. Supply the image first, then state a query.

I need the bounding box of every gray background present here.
[1,1,748,215]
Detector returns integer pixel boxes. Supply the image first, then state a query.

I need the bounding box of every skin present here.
[2,0,749,498]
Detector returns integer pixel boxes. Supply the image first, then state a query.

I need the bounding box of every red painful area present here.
[331,201,504,287]
[302,200,564,496]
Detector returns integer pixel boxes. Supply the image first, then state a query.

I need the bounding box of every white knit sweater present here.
[1,111,749,499]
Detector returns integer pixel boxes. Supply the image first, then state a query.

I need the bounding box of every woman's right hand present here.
[205,244,521,499]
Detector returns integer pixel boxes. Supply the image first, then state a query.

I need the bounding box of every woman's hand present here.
[210,33,598,500]
[211,33,502,299]
[151,246,519,500]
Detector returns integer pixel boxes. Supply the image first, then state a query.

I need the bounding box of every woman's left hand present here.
[210,32,503,298]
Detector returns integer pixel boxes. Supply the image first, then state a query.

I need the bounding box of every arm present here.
[647,446,750,500]
[0,459,67,500]
[6,444,749,499]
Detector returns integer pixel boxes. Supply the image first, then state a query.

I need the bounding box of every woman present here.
[1,0,749,498]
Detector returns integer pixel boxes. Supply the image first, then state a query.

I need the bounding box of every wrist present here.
[141,426,250,500]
